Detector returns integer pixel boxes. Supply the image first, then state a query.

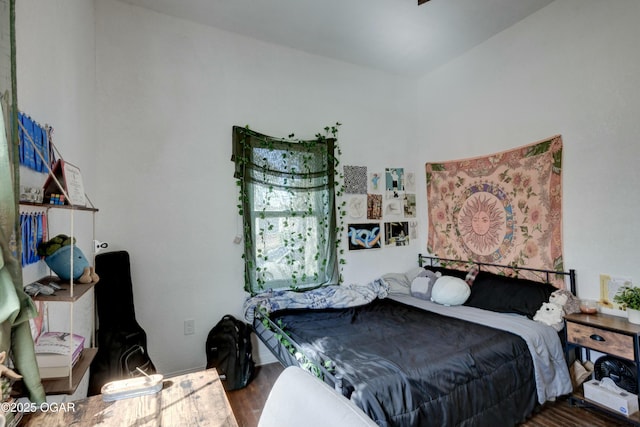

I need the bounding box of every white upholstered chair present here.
[258,366,379,427]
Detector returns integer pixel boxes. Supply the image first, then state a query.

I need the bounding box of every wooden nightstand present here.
[565,311,640,424]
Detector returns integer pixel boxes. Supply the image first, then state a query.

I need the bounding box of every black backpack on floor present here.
[206,314,255,390]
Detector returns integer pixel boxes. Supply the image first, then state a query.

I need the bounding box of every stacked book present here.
[34,332,85,379]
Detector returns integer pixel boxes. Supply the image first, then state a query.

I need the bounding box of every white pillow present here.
[431,276,471,306]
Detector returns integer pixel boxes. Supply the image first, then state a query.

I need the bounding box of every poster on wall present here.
[347,223,381,250]
[384,222,409,246]
[404,172,416,193]
[367,194,382,220]
[409,221,418,240]
[347,195,366,220]
[403,193,416,218]
[368,171,383,193]
[344,165,367,194]
[342,165,416,251]
[384,199,403,219]
[385,168,404,199]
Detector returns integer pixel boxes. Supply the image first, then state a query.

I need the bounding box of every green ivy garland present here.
[260,312,336,380]
[233,123,346,293]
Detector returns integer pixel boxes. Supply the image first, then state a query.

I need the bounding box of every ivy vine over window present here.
[232,124,345,295]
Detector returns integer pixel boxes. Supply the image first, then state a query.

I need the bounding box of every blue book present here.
[41,125,50,171]
[33,120,43,172]
[23,115,36,170]
[18,111,24,164]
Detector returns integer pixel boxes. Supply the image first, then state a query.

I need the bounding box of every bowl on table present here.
[579,299,599,314]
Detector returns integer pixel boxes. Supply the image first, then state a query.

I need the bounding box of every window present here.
[232,126,341,294]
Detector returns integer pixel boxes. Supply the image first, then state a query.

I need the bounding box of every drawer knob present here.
[589,334,605,342]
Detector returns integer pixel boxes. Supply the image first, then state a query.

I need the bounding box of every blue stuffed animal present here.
[37,234,98,283]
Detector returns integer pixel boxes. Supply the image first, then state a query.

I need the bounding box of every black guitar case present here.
[88,250,156,396]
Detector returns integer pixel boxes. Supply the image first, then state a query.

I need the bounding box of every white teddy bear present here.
[533,302,565,331]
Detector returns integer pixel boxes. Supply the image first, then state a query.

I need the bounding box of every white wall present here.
[94,0,419,373]
[415,0,640,302]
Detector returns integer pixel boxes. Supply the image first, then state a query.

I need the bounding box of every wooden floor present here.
[225,363,634,427]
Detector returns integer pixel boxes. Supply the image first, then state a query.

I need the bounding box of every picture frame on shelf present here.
[42,159,86,206]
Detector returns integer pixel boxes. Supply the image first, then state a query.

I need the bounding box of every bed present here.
[244,256,576,427]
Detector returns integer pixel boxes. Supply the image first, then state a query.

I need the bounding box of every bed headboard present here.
[418,254,576,295]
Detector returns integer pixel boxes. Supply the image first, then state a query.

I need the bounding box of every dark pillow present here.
[463,271,557,318]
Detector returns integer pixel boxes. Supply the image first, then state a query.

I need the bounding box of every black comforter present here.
[271,298,537,427]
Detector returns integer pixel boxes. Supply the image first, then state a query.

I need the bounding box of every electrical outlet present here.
[184,319,195,335]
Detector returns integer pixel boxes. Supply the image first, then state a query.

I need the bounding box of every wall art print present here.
[385,167,404,199]
[348,223,382,250]
[342,166,414,250]
[347,195,366,220]
[385,222,409,247]
[367,194,382,220]
[403,193,416,218]
[344,165,367,194]
[368,172,383,193]
[425,135,564,284]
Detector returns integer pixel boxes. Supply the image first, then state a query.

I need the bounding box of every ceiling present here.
[118,0,555,77]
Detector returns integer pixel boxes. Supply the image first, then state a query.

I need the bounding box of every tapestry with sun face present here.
[425,135,563,279]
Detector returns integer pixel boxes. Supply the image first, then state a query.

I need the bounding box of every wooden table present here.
[20,369,239,427]
[565,312,640,424]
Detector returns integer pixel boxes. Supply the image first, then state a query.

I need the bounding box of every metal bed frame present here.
[418,253,577,294]
[253,309,343,390]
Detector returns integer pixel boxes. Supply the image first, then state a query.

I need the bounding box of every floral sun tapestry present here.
[426,135,564,283]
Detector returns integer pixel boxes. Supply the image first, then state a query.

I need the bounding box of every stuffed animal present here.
[422,269,442,284]
[533,302,564,331]
[410,270,442,300]
[549,289,581,315]
[465,264,479,286]
[37,234,99,283]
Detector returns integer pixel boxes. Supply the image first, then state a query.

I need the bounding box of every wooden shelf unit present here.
[18,128,100,397]
[30,276,98,302]
[19,201,98,212]
[40,348,98,396]
[19,199,99,397]
[13,348,98,397]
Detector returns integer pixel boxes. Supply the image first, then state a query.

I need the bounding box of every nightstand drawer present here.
[566,321,635,360]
